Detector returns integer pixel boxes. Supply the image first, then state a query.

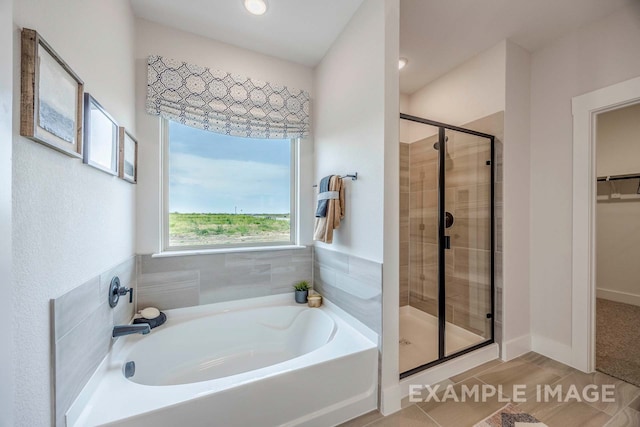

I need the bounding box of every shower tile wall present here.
[407,132,441,318]
[459,112,504,344]
[399,142,410,306]
[401,112,504,339]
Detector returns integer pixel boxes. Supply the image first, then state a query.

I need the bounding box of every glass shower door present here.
[400,121,441,373]
[443,128,493,356]
[399,113,494,378]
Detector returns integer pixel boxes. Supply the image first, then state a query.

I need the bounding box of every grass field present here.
[169,213,290,246]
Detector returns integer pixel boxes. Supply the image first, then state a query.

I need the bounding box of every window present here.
[163,120,296,250]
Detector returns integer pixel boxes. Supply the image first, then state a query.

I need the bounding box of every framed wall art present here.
[20,28,84,157]
[118,128,138,184]
[83,93,119,176]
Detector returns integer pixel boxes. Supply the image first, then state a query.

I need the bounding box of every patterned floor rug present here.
[473,404,548,427]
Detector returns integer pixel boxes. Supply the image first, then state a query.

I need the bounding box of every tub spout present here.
[112,324,150,338]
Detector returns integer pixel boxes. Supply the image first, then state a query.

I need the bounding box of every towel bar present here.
[313,172,358,188]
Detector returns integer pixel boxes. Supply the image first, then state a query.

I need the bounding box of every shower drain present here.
[399,338,412,346]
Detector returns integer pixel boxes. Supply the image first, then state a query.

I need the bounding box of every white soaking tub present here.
[67,294,378,427]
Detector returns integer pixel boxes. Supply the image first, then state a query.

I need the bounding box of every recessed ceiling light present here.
[244,0,268,15]
[399,57,408,70]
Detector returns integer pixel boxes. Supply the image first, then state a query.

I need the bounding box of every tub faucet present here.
[112,324,150,338]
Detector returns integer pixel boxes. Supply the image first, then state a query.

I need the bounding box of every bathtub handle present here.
[117,286,134,304]
[108,276,134,308]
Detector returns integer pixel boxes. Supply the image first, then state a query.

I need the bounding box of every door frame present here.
[571,76,640,372]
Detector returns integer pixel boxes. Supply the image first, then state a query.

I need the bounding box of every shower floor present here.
[399,305,486,374]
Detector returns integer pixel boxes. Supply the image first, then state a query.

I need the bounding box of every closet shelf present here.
[597,172,640,196]
[596,173,640,182]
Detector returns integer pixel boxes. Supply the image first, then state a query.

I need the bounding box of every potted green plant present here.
[293,281,310,304]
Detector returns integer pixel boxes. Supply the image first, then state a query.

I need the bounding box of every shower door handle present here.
[443,235,451,250]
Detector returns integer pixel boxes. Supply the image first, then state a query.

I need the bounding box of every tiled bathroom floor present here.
[341,352,640,427]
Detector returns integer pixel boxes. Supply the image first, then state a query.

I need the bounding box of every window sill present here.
[152,245,307,258]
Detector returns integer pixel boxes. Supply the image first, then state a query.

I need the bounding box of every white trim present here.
[160,118,169,253]
[597,288,640,307]
[398,344,499,399]
[380,384,402,416]
[500,334,531,361]
[152,244,307,258]
[571,75,640,373]
[531,334,572,367]
[291,138,299,245]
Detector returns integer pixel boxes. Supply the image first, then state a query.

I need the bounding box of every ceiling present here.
[131,0,635,94]
[130,0,364,67]
[399,0,635,94]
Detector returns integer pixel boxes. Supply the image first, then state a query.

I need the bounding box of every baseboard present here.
[597,288,640,307]
[501,334,531,361]
[380,383,401,416]
[531,334,572,367]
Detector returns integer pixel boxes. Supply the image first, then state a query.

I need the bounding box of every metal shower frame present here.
[399,113,496,379]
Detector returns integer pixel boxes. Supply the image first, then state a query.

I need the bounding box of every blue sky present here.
[169,122,291,214]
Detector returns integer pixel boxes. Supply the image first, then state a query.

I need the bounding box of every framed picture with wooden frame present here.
[83,93,119,176]
[20,28,84,158]
[118,128,138,184]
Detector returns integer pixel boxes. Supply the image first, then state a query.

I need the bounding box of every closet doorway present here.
[595,102,640,386]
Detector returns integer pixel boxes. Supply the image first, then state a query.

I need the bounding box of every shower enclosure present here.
[399,113,494,378]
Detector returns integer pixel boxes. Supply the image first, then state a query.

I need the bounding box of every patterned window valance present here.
[146,55,310,139]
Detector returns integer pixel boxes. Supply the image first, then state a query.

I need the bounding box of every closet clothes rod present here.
[312,172,358,188]
[596,173,640,182]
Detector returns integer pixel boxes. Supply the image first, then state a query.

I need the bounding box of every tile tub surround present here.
[313,246,383,336]
[51,256,136,427]
[137,247,313,310]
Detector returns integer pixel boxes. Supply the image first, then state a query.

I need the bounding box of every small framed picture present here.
[119,128,138,184]
[20,28,84,157]
[83,93,119,176]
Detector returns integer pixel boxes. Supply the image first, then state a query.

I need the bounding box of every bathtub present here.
[67,294,378,427]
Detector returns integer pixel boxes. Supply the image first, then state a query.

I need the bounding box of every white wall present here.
[407,41,506,141]
[313,0,388,263]
[596,200,640,306]
[399,92,410,142]
[530,3,640,364]
[381,0,400,414]
[314,0,400,413]
[0,0,13,425]
[399,92,409,112]
[12,1,136,425]
[596,103,640,306]
[596,103,640,177]
[502,40,531,359]
[134,19,315,253]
